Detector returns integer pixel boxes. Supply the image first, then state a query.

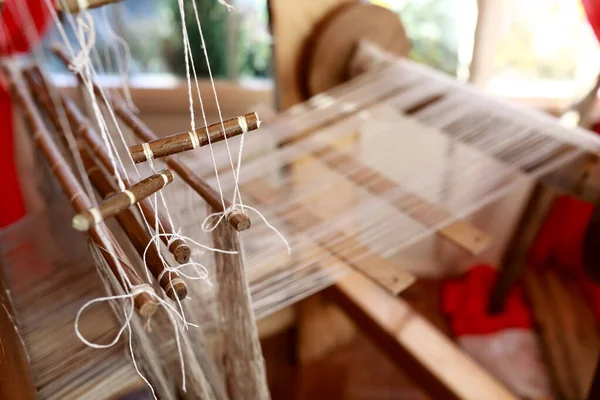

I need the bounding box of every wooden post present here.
[211,208,270,400]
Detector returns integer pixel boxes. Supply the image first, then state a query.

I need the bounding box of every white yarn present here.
[202,205,291,255]
[142,142,154,161]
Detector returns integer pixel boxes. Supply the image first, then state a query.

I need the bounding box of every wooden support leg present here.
[488,183,555,314]
[326,272,517,400]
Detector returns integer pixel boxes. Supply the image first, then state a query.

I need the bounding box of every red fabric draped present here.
[0,0,51,227]
[582,0,600,44]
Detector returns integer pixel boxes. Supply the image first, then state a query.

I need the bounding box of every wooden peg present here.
[129,112,261,163]
[72,169,175,231]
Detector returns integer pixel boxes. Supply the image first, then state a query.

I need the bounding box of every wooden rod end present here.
[171,241,192,264]
[135,293,158,317]
[165,278,188,301]
[228,211,251,231]
[244,112,261,131]
[72,214,91,231]
[129,143,146,164]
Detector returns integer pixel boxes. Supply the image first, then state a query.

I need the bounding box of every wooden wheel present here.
[300,3,411,98]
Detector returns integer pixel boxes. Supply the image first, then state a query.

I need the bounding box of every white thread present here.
[238,115,249,133]
[124,190,136,205]
[70,192,85,202]
[202,205,291,255]
[89,207,103,224]
[157,269,174,284]
[142,143,154,161]
[167,278,185,290]
[188,131,200,149]
[159,171,170,185]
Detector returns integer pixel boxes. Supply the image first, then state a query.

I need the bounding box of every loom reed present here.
[52,46,252,232]
[25,67,192,264]
[1,64,157,317]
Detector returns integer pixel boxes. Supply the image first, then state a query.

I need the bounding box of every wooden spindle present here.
[24,67,191,264]
[52,46,251,232]
[129,112,261,163]
[72,169,175,231]
[0,64,157,317]
[81,150,187,301]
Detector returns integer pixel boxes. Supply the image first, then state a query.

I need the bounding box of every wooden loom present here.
[2,1,600,399]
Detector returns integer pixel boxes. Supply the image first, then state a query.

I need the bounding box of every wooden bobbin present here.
[300,3,410,98]
[128,112,261,164]
[72,169,175,231]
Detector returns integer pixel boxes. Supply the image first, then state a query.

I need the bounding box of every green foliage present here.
[165,0,230,78]
[396,0,460,76]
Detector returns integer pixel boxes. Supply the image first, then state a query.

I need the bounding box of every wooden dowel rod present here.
[128,112,261,163]
[81,149,187,301]
[1,64,157,317]
[24,67,191,264]
[53,46,251,232]
[72,168,174,231]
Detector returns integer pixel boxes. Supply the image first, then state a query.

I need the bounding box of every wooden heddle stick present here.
[53,46,252,232]
[0,64,157,317]
[82,150,188,301]
[22,70,188,301]
[72,169,174,231]
[24,68,191,264]
[128,112,261,163]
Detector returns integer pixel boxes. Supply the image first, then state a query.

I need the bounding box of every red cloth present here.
[583,0,600,45]
[525,194,600,320]
[527,195,594,272]
[442,265,533,336]
[0,0,52,55]
[0,0,51,227]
